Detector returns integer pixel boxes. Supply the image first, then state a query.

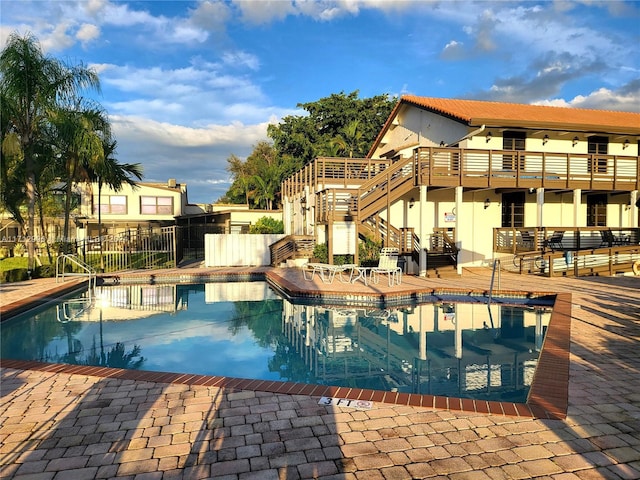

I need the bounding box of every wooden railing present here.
[356,156,415,221]
[510,244,640,277]
[494,227,640,254]
[281,157,391,198]
[269,235,315,266]
[415,147,640,191]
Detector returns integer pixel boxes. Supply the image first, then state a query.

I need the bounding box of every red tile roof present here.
[400,95,640,132]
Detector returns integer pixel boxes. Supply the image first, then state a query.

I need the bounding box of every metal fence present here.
[76,226,178,272]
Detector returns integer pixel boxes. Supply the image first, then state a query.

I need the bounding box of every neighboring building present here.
[281,96,640,275]
[75,178,201,240]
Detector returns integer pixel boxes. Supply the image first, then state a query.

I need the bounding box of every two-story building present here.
[281,96,640,276]
[75,178,201,240]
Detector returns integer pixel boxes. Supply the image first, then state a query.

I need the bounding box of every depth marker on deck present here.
[319,396,373,410]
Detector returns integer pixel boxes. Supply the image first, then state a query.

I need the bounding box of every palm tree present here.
[90,138,142,270]
[0,32,100,269]
[49,103,109,253]
[332,119,364,158]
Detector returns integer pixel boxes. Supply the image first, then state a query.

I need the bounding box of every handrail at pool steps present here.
[56,254,97,295]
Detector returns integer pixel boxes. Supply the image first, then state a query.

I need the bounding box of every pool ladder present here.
[55,254,97,323]
[56,254,97,293]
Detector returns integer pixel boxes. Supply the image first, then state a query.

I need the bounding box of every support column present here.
[573,189,581,227]
[419,185,428,277]
[630,191,638,228]
[536,188,545,227]
[455,186,463,275]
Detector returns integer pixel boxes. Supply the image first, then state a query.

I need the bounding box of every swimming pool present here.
[1,281,552,403]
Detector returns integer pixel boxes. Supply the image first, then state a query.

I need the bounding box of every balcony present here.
[415,147,640,191]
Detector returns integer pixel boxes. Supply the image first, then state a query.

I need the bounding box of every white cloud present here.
[536,85,640,113]
[76,23,100,46]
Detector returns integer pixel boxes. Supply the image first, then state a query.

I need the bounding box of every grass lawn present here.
[0,256,52,272]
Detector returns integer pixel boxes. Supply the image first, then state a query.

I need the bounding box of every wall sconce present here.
[484,198,491,209]
[543,134,549,145]
[486,132,492,143]
[409,198,415,209]
[439,141,445,147]
[300,197,309,211]
[572,136,579,147]
[623,139,630,149]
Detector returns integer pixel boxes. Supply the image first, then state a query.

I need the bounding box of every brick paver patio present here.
[1,267,639,479]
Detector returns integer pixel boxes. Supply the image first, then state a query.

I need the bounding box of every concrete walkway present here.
[1,269,639,479]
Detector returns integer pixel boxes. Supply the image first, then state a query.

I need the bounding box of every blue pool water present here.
[1,281,552,402]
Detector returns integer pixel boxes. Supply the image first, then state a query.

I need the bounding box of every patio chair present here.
[370,247,402,286]
[543,231,564,252]
[599,229,625,247]
[303,262,357,284]
[520,231,535,251]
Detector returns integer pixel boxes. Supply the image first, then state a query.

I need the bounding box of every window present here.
[502,131,526,170]
[587,136,608,173]
[501,192,525,228]
[587,194,607,227]
[94,195,127,214]
[140,196,174,215]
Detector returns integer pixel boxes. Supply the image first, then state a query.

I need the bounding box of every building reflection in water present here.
[281,299,550,403]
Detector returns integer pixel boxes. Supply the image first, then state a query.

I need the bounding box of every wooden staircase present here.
[355,157,415,221]
[269,235,315,266]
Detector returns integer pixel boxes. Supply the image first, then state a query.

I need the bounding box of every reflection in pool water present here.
[1,282,551,403]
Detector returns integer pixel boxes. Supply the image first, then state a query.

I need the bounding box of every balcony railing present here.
[494,227,640,254]
[415,147,640,191]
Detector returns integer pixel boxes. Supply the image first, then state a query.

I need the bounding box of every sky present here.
[1,0,639,205]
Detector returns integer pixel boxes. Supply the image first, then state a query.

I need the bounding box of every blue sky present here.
[2,1,639,204]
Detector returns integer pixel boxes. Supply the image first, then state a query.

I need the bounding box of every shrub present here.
[34,264,56,278]
[312,243,328,263]
[13,243,26,256]
[0,247,9,259]
[249,217,284,234]
[0,268,29,283]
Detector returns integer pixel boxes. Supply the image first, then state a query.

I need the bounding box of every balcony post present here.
[573,189,581,228]
[455,186,463,275]
[419,185,427,277]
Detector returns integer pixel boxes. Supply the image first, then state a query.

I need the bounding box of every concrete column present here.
[419,185,428,276]
[536,188,545,226]
[631,190,638,228]
[455,186,463,275]
[573,189,581,227]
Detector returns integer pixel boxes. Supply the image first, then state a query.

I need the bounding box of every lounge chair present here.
[303,262,357,283]
[369,247,402,286]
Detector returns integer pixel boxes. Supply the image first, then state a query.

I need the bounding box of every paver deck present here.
[1,267,639,479]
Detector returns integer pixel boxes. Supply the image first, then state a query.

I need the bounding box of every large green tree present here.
[0,32,100,269]
[221,91,395,205]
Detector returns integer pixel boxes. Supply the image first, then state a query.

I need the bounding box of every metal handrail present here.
[56,254,97,297]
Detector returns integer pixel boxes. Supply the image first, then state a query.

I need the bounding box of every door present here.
[502,192,525,228]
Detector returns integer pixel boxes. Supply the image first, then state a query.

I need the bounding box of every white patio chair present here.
[369,247,402,286]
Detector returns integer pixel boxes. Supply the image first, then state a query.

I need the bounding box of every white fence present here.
[204,234,285,267]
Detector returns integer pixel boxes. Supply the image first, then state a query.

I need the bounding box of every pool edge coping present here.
[0,269,570,420]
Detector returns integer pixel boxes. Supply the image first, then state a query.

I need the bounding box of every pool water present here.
[1,282,552,403]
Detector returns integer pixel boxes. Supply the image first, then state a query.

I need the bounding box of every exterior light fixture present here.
[623,139,630,149]
[543,134,549,145]
[484,198,491,209]
[409,198,415,209]
[439,141,445,147]
[572,136,579,147]
[486,132,492,143]
[300,197,309,211]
